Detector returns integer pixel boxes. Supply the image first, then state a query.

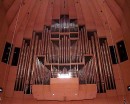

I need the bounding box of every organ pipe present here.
[104,40,116,89]
[14,20,116,94]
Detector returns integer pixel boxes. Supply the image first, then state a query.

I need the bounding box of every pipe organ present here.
[14,15,116,94]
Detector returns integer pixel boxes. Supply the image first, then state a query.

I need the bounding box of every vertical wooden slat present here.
[53,0,60,19]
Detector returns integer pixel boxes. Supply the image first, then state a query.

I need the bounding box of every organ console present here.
[14,15,116,95]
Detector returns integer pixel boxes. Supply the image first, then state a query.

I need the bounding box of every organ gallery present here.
[0,0,130,103]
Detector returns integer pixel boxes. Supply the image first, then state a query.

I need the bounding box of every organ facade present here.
[0,0,130,103]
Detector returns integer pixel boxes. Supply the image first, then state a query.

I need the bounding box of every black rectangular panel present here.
[1,42,13,63]
[117,40,128,62]
[11,47,20,66]
[109,46,118,64]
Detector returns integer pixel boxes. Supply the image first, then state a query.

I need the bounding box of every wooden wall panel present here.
[74,0,84,25]
[45,0,53,26]
[52,0,60,19]
[5,0,20,25]
[91,0,110,40]
[0,94,126,104]
[89,0,106,37]
[0,20,8,60]
[3,0,14,11]
[120,61,130,92]
[60,0,68,15]
[0,4,6,28]
[14,0,36,47]
[6,0,32,43]
[80,0,95,29]
[116,79,126,96]
[68,0,77,19]
[106,0,123,24]
[5,66,17,97]
[0,63,9,87]
[24,0,40,39]
[96,0,123,42]
[109,0,130,60]
[112,65,122,80]
[34,0,48,31]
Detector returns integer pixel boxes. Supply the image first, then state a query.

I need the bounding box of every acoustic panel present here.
[117,40,128,62]
[1,42,13,64]
[11,47,20,66]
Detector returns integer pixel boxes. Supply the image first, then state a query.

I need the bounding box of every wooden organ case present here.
[14,15,116,100]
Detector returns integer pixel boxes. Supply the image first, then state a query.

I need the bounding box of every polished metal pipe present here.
[104,40,116,89]
[87,59,93,84]
[21,45,30,90]
[75,40,79,63]
[48,32,52,63]
[91,37,100,92]
[39,40,42,55]
[78,36,81,63]
[35,59,40,84]
[90,59,96,84]
[80,30,83,62]
[100,45,108,91]
[81,29,85,55]
[66,36,68,63]
[61,37,63,63]
[14,40,25,90]
[83,27,87,54]
[42,29,46,55]
[44,29,47,55]
[45,29,48,55]
[91,36,99,85]
[63,36,65,63]
[18,42,28,91]
[25,34,36,92]
[65,36,67,63]
[85,29,89,54]
[68,38,71,63]
[79,31,82,63]
[102,43,112,89]
[73,41,77,63]
[59,39,61,63]
[94,33,104,93]
[51,42,54,63]
[37,39,41,55]
[31,35,39,84]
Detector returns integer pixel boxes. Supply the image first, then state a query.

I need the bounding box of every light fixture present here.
[52,94,55,96]
[0,87,3,93]
[127,85,130,91]
[58,73,71,78]
[75,94,77,95]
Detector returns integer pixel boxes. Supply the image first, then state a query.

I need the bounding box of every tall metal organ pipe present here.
[14,23,116,94]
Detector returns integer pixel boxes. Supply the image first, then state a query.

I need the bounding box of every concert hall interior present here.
[0,0,130,103]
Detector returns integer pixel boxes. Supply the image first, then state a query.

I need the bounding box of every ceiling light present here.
[0,87,3,93]
[58,73,71,78]
[53,94,55,95]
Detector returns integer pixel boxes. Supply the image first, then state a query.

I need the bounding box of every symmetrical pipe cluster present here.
[14,30,51,94]
[78,31,116,93]
[14,16,116,94]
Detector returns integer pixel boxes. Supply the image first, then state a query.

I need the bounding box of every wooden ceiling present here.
[1,0,129,36]
[0,0,130,58]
